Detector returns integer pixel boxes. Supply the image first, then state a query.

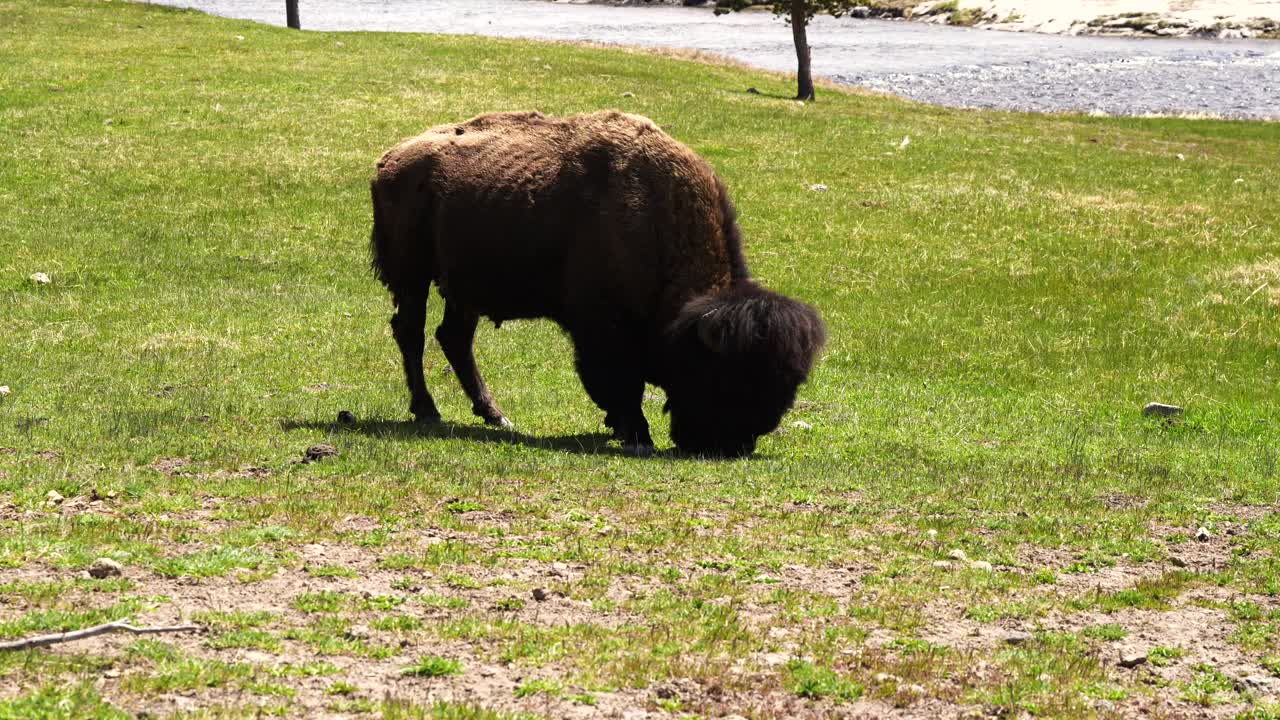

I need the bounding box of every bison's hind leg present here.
[435,301,511,428]
[390,290,442,423]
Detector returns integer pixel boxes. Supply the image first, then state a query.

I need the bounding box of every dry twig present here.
[0,620,199,652]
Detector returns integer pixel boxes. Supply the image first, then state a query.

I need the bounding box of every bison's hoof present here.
[622,442,655,457]
[412,412,442,425]
[486,415,514,429]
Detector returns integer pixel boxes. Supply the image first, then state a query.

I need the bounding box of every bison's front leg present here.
[390,291,441,423]
[435,301,511,428]
[570,329,653,456]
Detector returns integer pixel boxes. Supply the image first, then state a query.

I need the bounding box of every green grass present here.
[1,0,1279,717]
[402,655,464,678]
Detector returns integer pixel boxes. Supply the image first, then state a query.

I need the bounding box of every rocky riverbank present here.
[563,0,1280,38]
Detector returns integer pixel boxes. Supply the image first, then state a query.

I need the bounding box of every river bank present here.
[564,0,1280,38]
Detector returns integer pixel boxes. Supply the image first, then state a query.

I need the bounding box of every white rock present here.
[621,91,635,98]
[969,560,993,571]
[808,184,828,193]
[0,386,9,397]
[89,557,124,578]
[791,420,813,430]
[1195,526,1212,542]
[931,560,954,569]
[899,135,911,149]
[926,528,938,539]
[947,548,968,561]
[30,272,51,285]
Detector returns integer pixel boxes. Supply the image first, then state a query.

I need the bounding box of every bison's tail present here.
[369,181,394,290]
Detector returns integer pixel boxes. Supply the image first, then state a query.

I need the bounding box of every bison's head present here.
[662,282,825,458]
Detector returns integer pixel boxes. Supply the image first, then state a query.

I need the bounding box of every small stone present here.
[1175,153,1185,161]
[30,272,51,285]
[931,560,953,569]
[791,420,813,430]
[899,136,911,149]
[46,490,64,505]
[746,87,760,94]
[947,548,968,562]
[531,588,548,602]
[0,386,9,397]
[1195,526,1212,542]
[654,685,676,700]
[926,528,938,538]
[302,443,338,463]
[1004,630,1032,645]
[1118,651,1147,668]
[1170,555,1188,568]
[336,410,355,425]
[621,91,635,98]
[334,41,345,47]
[874,672,899,683]
[89,557,123,578]
[808,184,828,192]
[1234,178,1244,184]
[1142,402,1183,419]
[969,560,993,571]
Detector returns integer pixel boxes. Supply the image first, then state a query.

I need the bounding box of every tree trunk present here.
[790,5,815,101]
[286,0,300,29]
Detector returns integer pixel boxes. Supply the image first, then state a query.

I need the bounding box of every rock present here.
[1242,674,1277,691]
[931,560,953,569]
[1175,153,1186,161]
[30,272,51,285]
[0,386,10,397]
[1004,630,1032,645]
[621,91,635,98]
[874,672,900,683]
[808,184,828,192]
[899,136,911,149]
[302,443,338,463]
[531,588,548,602]
[336,410,355,425]
[746,87,760,94]
[46,490,64,505]
[1142,402,1183,419]
[88,557,123,578]
[654,685,677,700]
[850,6,871,19]
[1194,526,1212,542]
[947,548,968,562]
[791,420,813,430]
[926,528,938,539]
[1169,555,1188,568]
[1118,651,1147,668]
[969,560,993,571]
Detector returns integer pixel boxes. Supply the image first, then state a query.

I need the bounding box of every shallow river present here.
[149,0,1280,119]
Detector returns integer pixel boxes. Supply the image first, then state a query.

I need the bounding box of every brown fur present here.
[370,110,823,456]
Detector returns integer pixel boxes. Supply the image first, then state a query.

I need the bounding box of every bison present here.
[369,110,824,457]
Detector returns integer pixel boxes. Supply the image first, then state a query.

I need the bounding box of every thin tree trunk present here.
[286,0,300,29]
[790,5,815,101]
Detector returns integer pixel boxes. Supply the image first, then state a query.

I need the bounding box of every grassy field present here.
[2,1,1279,717]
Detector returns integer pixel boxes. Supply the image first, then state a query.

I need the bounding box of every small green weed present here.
[402,655,463,678]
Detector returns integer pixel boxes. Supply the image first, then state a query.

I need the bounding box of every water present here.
[148,0,1280,119]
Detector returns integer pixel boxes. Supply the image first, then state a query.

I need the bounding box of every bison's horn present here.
[697,310,725,354]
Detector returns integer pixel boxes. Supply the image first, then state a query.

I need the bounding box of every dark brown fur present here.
[370,110,823,456]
